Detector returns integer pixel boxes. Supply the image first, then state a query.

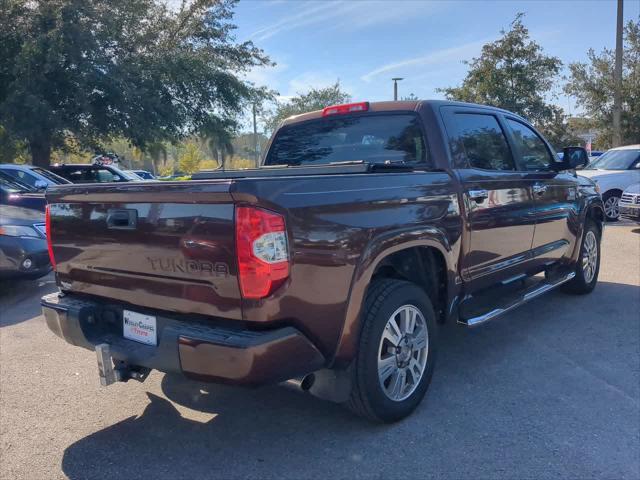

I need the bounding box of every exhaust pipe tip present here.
[300,373,315,391]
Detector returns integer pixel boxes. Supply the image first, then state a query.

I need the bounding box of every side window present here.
[506,119,553,171]
[449,113,514,171]
[16,171,37,188]
[96,169,117,182]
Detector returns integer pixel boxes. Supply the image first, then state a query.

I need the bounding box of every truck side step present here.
[458,271,576,327]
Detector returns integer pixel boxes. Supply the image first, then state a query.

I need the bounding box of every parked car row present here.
[0,163,156,281]
[0,163,156,191]
[578,144,640,221]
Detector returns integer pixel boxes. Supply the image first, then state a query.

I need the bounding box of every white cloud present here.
[250,1,354,42]
[360,39,488,83]
[250,0,440,42]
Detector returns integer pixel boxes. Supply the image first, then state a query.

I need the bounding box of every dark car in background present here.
[0,173,47,212]
[0,205,51,279]
[0,164,72,190]
[48,164,141,184]
[130,169,156,180]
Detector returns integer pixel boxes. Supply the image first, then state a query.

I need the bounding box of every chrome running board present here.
[458,271,576,327]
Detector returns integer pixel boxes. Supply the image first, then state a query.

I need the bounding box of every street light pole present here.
[392,77,403,101]
[612,0,623,147]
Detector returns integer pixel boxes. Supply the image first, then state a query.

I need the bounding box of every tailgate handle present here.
[107,209,137,230]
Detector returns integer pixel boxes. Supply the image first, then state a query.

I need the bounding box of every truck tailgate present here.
[46,181,242,319]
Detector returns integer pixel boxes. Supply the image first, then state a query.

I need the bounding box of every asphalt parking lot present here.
[1,223,639,480]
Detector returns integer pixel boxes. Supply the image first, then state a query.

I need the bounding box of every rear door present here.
[503,117,577,266]
[441,107,536,290]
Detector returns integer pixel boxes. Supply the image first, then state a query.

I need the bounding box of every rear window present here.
[264,114,428,166]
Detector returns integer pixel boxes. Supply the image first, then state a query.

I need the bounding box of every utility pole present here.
[612,0,623,147]
[392,77,403,101]
[252,103,259,167]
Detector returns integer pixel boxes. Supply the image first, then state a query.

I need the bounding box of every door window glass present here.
[506,119,553,171]
[449,114,514,171]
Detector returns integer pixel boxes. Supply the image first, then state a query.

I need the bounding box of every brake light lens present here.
[235,206,289,299]
[322,101,369,116]
[45,205,56,270]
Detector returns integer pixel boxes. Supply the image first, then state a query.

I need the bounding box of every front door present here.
[441,108,537,291]
[503,118,577,267]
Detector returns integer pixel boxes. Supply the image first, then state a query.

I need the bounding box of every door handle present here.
[533,183,548,195]
[468,189,489,202]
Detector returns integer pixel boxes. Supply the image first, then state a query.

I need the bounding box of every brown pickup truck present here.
[42,100,604,422]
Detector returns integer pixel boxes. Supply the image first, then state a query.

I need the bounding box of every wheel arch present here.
[330,227,460,367]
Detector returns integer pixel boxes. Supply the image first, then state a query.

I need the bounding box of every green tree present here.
[178,141,205,174]
[0,125,28,163]
[565,20,640,147]
[438,13,562,126]
[265,81,351,132]
[539,106,584,150]
[0,0,271,166]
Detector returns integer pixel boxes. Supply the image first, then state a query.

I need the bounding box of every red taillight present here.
[45,205,56,270]
[235,206,289,299]
[322,101,369,116]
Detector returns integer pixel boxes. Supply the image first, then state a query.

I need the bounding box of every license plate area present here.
[123,310,157,346]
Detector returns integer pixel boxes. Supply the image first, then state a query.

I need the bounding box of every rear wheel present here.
[562,220,600,294]
[602,191,621,221]
[346,279,437,423]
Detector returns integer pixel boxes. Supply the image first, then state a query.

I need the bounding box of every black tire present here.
[562,220,601,294]
[602,190,621,222]
[346,279,437,423]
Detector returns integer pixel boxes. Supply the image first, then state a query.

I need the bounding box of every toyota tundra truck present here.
[42,100,604,422]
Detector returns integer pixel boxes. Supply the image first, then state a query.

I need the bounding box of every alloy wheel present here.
[582,230,598,283]
[377,305,429,402]
[604,195,620,219]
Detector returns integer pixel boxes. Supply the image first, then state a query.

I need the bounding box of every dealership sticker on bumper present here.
[123,310,157,346]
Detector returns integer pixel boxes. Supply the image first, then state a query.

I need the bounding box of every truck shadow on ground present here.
[60,281,640,479]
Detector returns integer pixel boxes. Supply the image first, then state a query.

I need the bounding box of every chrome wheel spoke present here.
[408,358,422,382]
[413,329,428,350]
[387,370,406,398]
[387,316,402,343]
[378,355,397,383]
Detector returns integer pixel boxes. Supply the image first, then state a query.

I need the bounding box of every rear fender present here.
[330,226,460,367]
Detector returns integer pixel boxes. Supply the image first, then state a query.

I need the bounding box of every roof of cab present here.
[279,99,519,127]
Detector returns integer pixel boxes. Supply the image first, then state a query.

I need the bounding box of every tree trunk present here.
[29,138,52,167]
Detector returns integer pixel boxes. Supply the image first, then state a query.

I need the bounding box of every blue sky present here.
[235,0,639,116]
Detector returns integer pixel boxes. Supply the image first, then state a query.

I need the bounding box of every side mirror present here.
[34,180,48,190]
[554,146,589,171]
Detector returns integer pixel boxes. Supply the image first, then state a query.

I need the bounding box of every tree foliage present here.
[565,20,640,147]
[0,0,271,166]
[178,140,205,174]
[265,81,351,133]
[438,14,562,125]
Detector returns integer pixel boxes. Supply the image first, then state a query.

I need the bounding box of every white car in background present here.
[619,183,640,224]
[578,145,640,221]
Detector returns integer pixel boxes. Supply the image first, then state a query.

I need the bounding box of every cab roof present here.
[279,99,521,127]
